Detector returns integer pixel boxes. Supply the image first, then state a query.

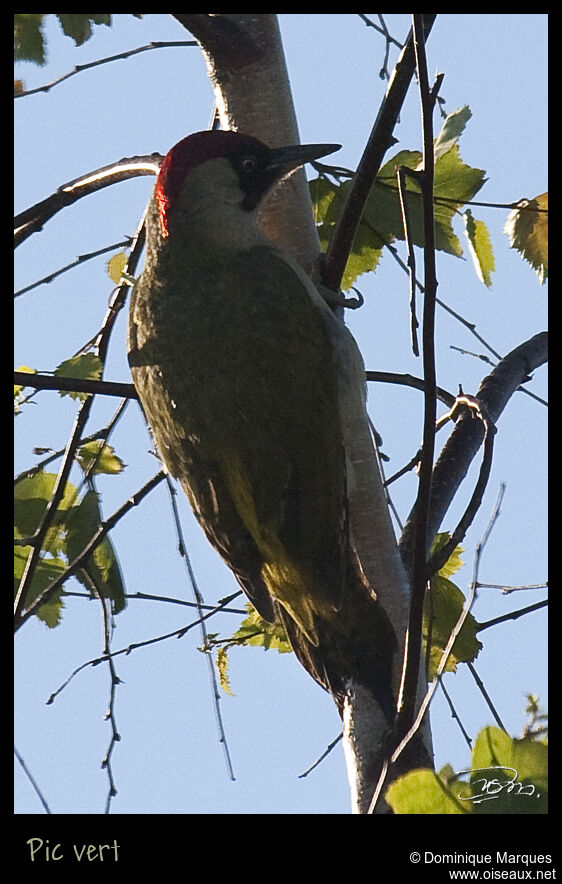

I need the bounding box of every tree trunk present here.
[173,12,431,812]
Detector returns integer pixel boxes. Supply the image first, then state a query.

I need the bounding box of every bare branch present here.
[366,370,456,408]
[14,156,160,247]
[425,398,496,578]
[399,331,548,563]
[367,484,507,812]
[14,371,137,400]
[321,14,437,292]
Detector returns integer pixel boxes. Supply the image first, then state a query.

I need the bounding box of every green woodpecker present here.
[128,130,395,717]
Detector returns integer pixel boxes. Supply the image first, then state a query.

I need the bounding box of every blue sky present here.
[15,14,547,817]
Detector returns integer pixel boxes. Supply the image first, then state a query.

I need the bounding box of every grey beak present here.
[267,142,341,172]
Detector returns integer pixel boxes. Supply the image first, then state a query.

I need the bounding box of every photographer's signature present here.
[456,766,540,804]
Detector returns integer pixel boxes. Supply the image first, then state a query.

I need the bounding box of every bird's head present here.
[155,130,340,237]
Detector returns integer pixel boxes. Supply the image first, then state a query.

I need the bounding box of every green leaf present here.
[231,606,292,652]
[310,177,341,224]
[65,490,127,614]
[424,574,482,679]
[106,252,129,285]
[432,146,487,258]
[339,223,384,291]
[214,605,291,695]
[364,146,486,262]
[76,441,126,476]
[311,178,385,289]
[14,14,47,65]
[216,647,235,696]
[386,768,469,814]
[430,532,465,578]
[13,474,126,623]
[387,719,548,814]
[434,144,487,206]
[311,144,487,289]
[14,546,66,628]
[14,470,78,555]
[433,105,472,161]
[504,192,548,284]
[466,727,548,814]
[463,209,495,287]
[364,150,424,247]
[378,149,424,180]
[55,14,111,46]
[54,353,102,400]
[424,534,481,679]
[371,149,465,257]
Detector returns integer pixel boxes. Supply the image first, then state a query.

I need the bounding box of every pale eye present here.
[240,155,257,173]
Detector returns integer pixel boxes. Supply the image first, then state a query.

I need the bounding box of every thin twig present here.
[15,408,131,483]
[384,240,504,359]
[123,590,245,613]
[15,41,198,98]
[61,589,247,613]
[396,165,421,355]
[46,592,243,705]
[395,16,441,744]
[14,745,52,814]
[437,675,472,749]
[384,242,547,408]
[357,14,404,51]
[481,582,548,594]
[477,599,547,631]
[367,371,456,406]
[368,418,404,532]
[467,661,507,732]
[83,571,121,813]
[95,212,147,364]
[298,733,343,778]
[450,346,547,407]
[14,238,132,298]
[165,477,237,781]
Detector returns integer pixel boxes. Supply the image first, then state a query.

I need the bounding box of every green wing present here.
[129,243,347,642]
